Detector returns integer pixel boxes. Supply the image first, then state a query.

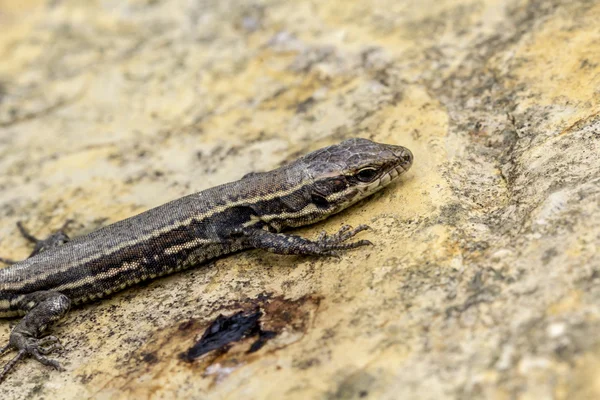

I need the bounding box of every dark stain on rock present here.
[114,293,321,385]
[329,371,377,400]
[295,96,316,114]
[180,308,276,361]
[437,203,464,225]
[542,247,558,265]
[248,329,277,353]
[187,293,319,362]
[141,351,159,365]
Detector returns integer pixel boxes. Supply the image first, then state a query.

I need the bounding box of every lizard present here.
[0,137,413,382]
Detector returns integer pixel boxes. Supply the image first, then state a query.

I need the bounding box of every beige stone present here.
[0,0,599,398]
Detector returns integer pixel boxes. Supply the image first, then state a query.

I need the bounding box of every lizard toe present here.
[28,346,64,371]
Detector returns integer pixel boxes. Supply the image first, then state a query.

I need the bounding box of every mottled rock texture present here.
[0,0,599,399]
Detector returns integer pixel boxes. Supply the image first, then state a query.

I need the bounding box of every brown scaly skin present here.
[0,138,413,382]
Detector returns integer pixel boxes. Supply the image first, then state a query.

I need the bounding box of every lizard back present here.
[0,164,306,309]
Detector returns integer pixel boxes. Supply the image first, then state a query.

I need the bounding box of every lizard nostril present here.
[393,147,413,165]
[403,150,413,164]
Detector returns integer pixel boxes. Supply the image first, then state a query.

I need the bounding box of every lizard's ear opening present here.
[311,193,329,208]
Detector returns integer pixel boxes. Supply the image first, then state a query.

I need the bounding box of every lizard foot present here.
[0,221,73,264]
[0,291,70,382]
[247,224,373,257]
[0,336,64,382]
[313,224,373,256]
[17,220,72,258]
[317,224,371,244]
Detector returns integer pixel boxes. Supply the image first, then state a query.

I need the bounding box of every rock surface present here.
[0,0,599,399]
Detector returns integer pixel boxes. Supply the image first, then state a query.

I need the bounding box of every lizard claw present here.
[0,350,26,383]
[36,336,64,355]
[27,346,64,371]
[0,335,66,382]
[318,225,371,244]
[314,225,373,254]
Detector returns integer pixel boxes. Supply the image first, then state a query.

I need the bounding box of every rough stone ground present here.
[0,0,599,399]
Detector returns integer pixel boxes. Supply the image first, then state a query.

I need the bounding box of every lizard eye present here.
[355,167,379,182]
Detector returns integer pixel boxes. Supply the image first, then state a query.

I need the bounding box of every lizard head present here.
[286,137,413,227]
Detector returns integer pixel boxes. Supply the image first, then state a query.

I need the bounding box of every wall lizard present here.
[0,138,413,381]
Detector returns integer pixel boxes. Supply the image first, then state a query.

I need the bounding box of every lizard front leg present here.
[0,221,72,382]
[0,221,71,265]
[246,224,372,256]
[0,291,71,382]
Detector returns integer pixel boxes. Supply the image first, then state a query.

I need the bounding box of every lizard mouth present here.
[356,163,408,197]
